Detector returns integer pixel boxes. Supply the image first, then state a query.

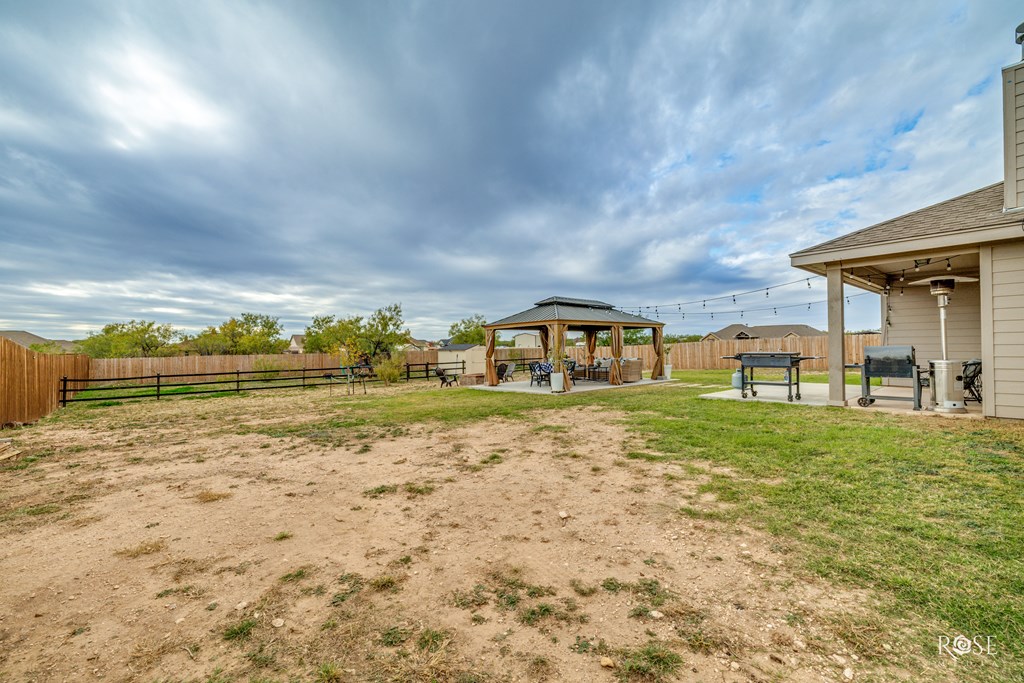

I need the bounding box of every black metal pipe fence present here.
[59,361,468,406]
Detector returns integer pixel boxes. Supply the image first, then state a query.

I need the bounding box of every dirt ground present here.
[0,386,952,682]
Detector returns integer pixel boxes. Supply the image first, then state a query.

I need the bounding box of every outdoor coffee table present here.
[590,365,609,382]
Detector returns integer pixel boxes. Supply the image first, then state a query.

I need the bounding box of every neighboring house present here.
[285,334,305,354]
[701,324,826,342]
[789,45,1024,419]
[436,343,485,375]
[0,330,76,352]
[436,338,452,348]
[512,332,541,348]
[399,338,435,352]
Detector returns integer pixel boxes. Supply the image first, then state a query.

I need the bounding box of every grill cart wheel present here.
[795,393,801,401]
[741,392,747,399]
[751,390,757,396]
[857,397,872,407]
[788,396,793,402]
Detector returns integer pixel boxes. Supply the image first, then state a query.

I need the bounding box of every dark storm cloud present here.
[0,0,1020,340]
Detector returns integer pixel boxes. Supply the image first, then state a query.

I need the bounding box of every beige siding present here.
[437,346,487,375]
[991,242,1024,418]
[882,281,981,386]
[1003,63,1024,210]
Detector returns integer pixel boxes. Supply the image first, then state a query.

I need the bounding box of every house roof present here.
[0,330,76,352]
[790,182,1014,259]
[486,297,661,329]
[438,343,478,351]
[289,334,305,343]
[706,324,825,339]
[533,296,613,309]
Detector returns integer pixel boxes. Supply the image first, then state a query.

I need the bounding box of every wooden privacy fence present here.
[88,352,344,384]
[0,337,90,426]
[564,334,881,371]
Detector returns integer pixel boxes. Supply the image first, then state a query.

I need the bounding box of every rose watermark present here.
[938,635,996,660]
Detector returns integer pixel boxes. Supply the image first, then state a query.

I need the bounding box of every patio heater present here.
[910,275,977,413]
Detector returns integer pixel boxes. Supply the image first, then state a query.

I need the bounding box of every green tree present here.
[217,313,288,355]
[447,314,487,345]
[358,303,409,359]
[29,341,66,355]
[187,326,229,356]
[304,304,408,360]
[596,329,652,346]
[76,320,179,358]
[664,333,702,343]
[303,314,364,354]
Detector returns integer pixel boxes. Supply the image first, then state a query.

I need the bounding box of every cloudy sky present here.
[1,1,1021,341]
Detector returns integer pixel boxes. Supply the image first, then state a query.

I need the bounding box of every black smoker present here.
[722,351,818,402]
[855,345,926,410]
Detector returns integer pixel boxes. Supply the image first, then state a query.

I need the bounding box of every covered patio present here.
[482,296,667,390]
[789,183,1020,416]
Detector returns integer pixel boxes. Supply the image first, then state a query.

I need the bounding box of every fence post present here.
[156,373,161,401]
[60,376,68,407]
[302,367,306,388]
[462,360,466,374]
[405,363,410,382]
[236,370,240,394]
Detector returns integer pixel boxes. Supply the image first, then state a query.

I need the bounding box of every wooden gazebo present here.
[482,296,665,387]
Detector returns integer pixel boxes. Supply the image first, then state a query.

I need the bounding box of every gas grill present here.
[851,345,926,410]
[721,352,819,402]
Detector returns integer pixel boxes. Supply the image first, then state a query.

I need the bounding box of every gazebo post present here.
[608,325,623,385]
[484,328,499,386]
[651,326,665,380]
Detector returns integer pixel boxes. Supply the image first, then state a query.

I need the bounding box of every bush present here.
[252,357,284,381]
[374,352,406,387]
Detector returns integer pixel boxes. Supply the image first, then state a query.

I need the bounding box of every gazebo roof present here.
[485,296,662,329]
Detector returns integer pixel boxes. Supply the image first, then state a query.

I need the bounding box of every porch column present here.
[484,328,498,386]
[826,263,846,406]
[651,326,665,380]
[608,325,623,385]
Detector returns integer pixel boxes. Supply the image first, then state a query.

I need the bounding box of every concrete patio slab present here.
[700,382,983,418]
[467,378,672,394]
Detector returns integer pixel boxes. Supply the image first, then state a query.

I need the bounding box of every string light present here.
[899,269,905,282]
[946,258,952,271]
[621,276,824,311]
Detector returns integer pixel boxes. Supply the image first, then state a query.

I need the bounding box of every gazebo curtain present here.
[484,329,499,385]
[585,330,597,366]
[539,326,550,359]
[651,326,665,380]
[608,325,623,385]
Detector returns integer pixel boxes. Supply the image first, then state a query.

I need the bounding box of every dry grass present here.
[194,490,232,503]
[115,539,167,558]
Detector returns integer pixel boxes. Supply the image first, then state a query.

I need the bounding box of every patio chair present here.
[435,367,459,388]
[960,359,982,403]
[496,363,508,383]
[503,362,516,382]
[565,360,577,385]
[529,362,550,387]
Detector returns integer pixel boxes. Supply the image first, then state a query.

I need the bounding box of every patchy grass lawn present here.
[0,370,1020,682]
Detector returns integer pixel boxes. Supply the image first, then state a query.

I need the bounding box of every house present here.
[0,330,76,353]
[789,39,1024,419]
[701,324,825,342]
[285,334,305,354]
[512,332,541,348]
[399,338,435,352]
